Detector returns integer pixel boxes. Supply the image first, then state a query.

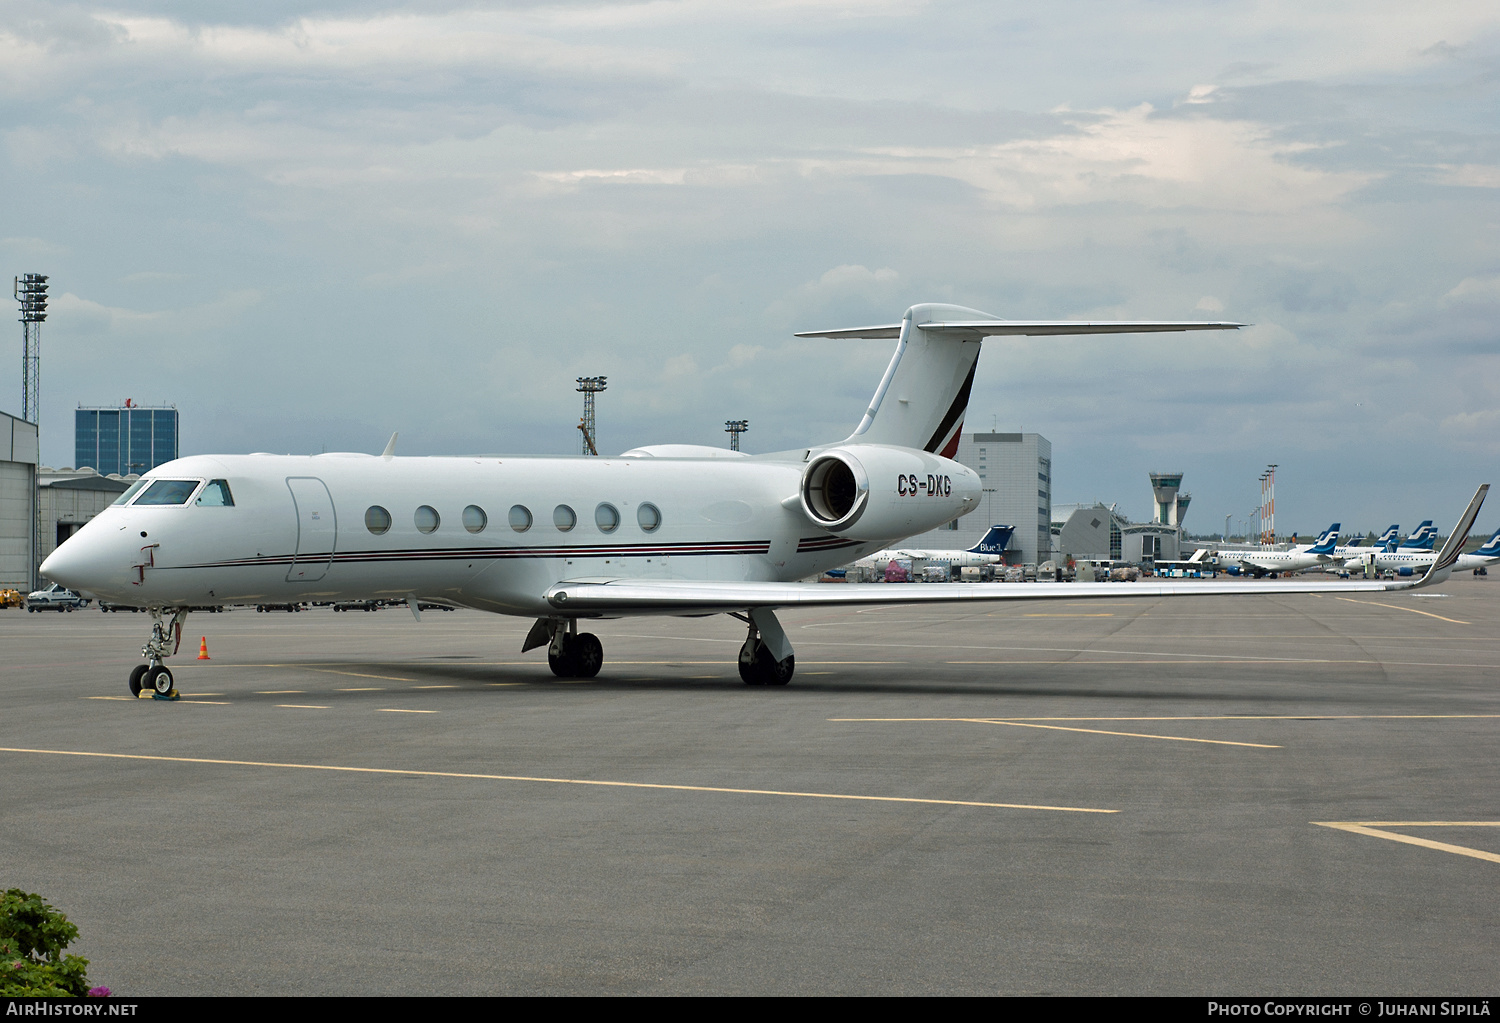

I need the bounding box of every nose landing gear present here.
[129,608,188,698]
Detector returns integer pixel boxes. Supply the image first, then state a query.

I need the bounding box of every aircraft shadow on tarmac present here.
[263,659,1394,705]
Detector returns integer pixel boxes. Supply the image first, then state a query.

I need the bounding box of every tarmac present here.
[2,578,1498,995]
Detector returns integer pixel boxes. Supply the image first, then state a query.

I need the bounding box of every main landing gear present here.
[524,618,604,679]
[128,607,188,697]
[737,608,795,687]
[521,608,798,686]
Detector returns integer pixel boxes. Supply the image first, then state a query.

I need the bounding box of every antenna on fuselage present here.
[381,432,398,461]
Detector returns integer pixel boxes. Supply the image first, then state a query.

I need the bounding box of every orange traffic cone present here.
[197,637,210,660]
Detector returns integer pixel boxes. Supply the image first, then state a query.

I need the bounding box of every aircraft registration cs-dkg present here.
[39,303,1488,696]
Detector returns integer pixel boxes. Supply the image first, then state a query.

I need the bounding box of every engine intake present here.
[798,444,980,538]
[801,453,869,529]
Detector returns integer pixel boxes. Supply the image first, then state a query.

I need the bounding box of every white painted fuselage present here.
[51,449,981,616]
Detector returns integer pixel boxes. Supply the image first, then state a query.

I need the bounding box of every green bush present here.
[0,889,93,997]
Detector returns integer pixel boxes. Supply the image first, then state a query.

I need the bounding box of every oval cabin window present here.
[637,503,662,533]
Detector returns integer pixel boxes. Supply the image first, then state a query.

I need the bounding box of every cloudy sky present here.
[2,1,1498,535]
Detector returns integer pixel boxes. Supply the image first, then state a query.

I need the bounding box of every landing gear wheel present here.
[128,664,149,696]
[547,645,576,677]
[740,642,794,686]
[148,666,174,696]
[573,633,603,678]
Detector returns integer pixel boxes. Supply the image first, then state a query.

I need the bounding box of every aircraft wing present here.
[546,484,1487,616]
[546,574,1433,616]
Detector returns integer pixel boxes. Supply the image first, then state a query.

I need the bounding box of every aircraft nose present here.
[40,531,112,592]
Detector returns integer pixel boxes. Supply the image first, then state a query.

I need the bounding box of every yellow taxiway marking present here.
[486,683,524,687]
[337,687,384,691]
[277,704,330,710]
[85,696,136,701]
[256,690,304,694]
[1333,597,1470,625]
[178,700,230,705]
[308,668,418,682]
[378,708,438,714]
[412,685,457,689]
[1314,822,1500,865]
[852,717,1277,748]
[0,747,1115,814]
[1022,613,1115,618]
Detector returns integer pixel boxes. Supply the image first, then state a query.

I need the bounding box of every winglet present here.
[381,432,398,461]
[1414,485,1489,588]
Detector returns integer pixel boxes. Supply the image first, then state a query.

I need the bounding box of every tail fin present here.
[1400,521,1436,550]
[1373,525,1399,550]
[1474,526,1500,558]
[796,304,1242,455]
[1308,523,1341,555]
[968,525,1014,555]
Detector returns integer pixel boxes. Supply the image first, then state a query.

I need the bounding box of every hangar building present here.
[0,409,40,590]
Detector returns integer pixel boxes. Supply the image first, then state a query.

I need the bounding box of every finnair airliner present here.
[38,303,1487,696]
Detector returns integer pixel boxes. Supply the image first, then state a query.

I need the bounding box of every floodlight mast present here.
[14,273,47,591]
[576,376,606,456]
[14,274,47,424]
[724,419,748,452]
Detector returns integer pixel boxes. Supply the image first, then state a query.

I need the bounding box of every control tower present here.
[1149,472,1185,527]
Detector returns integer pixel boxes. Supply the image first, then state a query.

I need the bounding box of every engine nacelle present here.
[799,444,980,539]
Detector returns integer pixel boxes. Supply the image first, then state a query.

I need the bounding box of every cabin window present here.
[134,479,200,506]
[415,505,440,534]
[113,480,149,506]
[365,506,392,535]
[554,505,577,532]
[509,505,532,532]
[196,480,234,507]
[463,505,487,533]
[595,503,620,533]
[637,503,661,533]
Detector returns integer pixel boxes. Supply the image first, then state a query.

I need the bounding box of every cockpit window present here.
[113,480,149,506]
[195,480,235,507]
[134,479,201,506]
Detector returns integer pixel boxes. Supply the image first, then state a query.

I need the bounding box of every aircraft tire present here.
[128,664,148,696]
[761,649,794,686]
[574,633,603,678]
[148,666,174,695]
[547,643,578,678]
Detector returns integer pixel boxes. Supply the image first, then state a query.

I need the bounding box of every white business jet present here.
[38,303,1488,696]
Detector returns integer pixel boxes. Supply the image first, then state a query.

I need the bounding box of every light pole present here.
[724,420,748,452]
[15,273,47,591]
[576,376,606,456]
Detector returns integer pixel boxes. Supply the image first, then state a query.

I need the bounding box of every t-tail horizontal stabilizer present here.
[796,304,1243,456]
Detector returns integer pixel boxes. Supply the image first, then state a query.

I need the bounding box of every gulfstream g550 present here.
[38,303,1488,696]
